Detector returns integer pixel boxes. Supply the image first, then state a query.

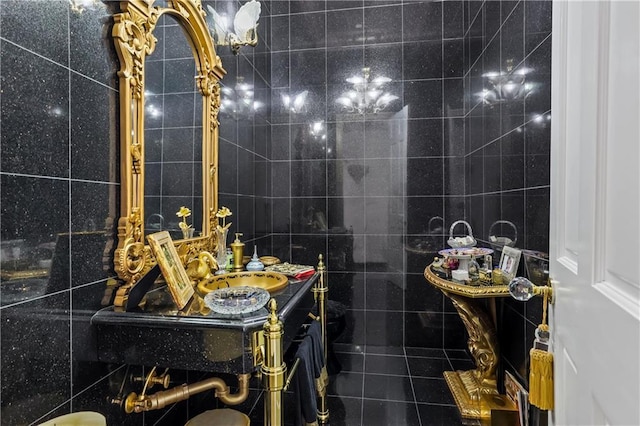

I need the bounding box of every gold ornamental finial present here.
[267,299,278,325]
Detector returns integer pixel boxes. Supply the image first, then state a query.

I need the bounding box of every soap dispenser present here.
[230,233,245,272]
[246,246,265,271]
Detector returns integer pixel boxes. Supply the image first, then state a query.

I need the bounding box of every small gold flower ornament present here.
[215,206,233,230]
[176,206,192,230]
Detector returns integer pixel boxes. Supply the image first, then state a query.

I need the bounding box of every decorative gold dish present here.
[197,271,289,295]
[259,256,281,267]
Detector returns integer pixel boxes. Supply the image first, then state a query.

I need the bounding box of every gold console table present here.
[424,264,518,421]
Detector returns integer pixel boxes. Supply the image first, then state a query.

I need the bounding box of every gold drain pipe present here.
[124,373,251,413]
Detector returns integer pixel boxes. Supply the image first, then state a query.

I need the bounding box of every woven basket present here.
[488,220,517,250]
[447,220,477,248]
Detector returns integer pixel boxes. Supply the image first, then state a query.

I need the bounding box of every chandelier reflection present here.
[220,77,262,119]
[477,59,535,106]
[281,91,308,114]
[336,67,399,114]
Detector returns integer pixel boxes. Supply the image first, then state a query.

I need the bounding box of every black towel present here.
[293,335,318,425]
[294,320,327,425]
[306,320,324,376]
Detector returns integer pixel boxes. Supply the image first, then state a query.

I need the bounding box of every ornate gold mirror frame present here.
[112,0,225,307]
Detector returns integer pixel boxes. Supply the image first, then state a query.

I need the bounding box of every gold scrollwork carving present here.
[128,208,143,244]
[209,163,216,182]
[131,141,142,174]
[114,9,158,100]
[111,0,226,307]
[424,265,511,298]
[123,241,146,276]
[210,81,221,129]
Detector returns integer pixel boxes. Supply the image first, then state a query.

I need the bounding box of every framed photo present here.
[147,231,194,310]
[505,371,529,426]
[499,246,522,283]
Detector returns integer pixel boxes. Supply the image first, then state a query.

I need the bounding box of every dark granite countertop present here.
[91,273,318,373]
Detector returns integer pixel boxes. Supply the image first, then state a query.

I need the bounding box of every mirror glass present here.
[144,14,203,240]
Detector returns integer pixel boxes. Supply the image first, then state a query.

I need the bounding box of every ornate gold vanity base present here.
[423,265,517,422]
[444,370,516,419]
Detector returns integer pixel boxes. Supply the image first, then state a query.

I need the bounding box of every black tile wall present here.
[270,0,470,352]
[0,1,122,423]
[462,0,552,390]
[0,0,270,424]
[214,0,272,248]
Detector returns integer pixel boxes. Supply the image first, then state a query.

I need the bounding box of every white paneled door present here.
[550,1,639,425]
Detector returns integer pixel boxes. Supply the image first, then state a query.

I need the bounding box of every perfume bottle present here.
[246,246,265,271]
[468,257,481,283]
[479,254,493,284]
[225,248,233,272]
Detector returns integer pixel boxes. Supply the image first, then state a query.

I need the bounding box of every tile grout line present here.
[404,346,423,426]
[360,3,366,425]
[67,4,74,412]
[0,8,3,410]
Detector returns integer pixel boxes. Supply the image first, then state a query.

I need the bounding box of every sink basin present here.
[197,271,289,295]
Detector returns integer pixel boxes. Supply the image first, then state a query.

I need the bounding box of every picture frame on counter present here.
[499,246,522,284]
[147,231,194,310]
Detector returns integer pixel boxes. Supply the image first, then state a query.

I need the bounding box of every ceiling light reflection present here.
[476,59,536,106]
[336,67,398,114]
[220,77,260,118]
[281,91,308,114]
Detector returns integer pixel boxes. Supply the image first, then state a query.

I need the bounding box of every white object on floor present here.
[186,408,250,426]
[38,412,106,426]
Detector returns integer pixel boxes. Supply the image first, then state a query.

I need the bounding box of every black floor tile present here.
[412,377,456,405]
[366,345,406,355]
[363,374,414,402]
[327,372,364,398]
[362,399,421,426]
[365,354,409,376]
[336,351,365,373]
[327,396,362,426]
[247,346,472,426]
[450,359,476,371]
[334,342,365,354]
[417,403,465,426]
[407,356,452,378]
[405,347,447,358]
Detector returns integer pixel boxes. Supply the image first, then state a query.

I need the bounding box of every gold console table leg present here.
[260,255,331,426]
[262,299,286,426]
[444,292,517,420]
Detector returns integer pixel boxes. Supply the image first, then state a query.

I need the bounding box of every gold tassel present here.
[529,345,554,410]
[528,290,554,410]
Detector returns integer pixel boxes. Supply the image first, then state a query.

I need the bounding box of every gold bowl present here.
[259,256,281,266]
[197,271,289,295]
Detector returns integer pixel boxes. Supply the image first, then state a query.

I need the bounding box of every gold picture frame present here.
[499,246,522,284]
[147,231,194,310]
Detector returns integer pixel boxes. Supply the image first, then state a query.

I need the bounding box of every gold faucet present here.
[132,367,170,390]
